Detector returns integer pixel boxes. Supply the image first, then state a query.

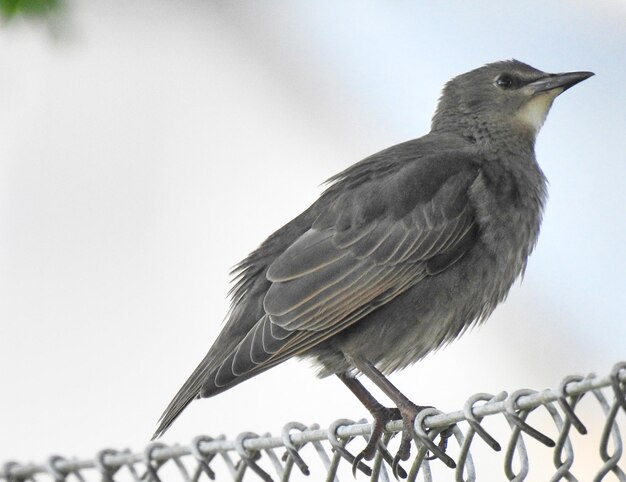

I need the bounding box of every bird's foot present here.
[391,402,456,473]
[351,406,409,479]
[390,402,427,477]
[359,406,401,461]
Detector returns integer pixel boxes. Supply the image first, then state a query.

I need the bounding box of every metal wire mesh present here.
[2,361,625,482]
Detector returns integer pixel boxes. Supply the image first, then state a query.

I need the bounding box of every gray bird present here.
[154,60,592,467]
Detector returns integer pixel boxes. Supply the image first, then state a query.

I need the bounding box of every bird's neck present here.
[431,115,546,213]
[431,114,537,156]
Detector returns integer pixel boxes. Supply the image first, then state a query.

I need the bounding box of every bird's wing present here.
[209,163,479,390]
[153,146,480,439]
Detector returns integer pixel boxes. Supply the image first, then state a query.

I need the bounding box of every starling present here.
[154,60,592,468]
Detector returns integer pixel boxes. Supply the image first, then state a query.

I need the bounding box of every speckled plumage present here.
[154,60,592,439]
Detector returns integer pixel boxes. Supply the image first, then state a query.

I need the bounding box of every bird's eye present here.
[495,74,514,89]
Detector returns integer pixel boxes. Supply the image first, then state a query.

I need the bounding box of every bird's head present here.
[431,60,593,143]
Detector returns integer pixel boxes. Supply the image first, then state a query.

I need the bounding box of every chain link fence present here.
[2,361,625,482]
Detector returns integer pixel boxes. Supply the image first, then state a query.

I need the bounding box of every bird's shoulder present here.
[318,132,482,227]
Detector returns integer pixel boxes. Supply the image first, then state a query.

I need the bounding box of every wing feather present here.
[264,252,364,316]
[268,263,378,328]
[266,229,349,282]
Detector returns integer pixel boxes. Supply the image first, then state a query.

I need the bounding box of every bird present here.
[154,60,592,468]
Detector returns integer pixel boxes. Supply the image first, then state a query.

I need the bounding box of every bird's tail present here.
[152,352,216,440]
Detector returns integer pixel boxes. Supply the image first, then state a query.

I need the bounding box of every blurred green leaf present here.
[0,0,62,20]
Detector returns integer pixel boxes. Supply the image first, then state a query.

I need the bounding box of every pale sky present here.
[1,1,624,479]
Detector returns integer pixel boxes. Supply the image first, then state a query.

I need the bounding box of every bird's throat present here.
[515,91,562,135]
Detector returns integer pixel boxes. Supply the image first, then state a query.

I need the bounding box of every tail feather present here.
[153,303,277,438]
[152,352,216,440]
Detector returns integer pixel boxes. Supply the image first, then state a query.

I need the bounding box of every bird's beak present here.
[526,71,594,95]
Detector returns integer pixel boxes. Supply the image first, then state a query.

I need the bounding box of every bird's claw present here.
[395,404,457,469]
[391,430,412,478]
[351,406,409,478]
[356,420,383,462]
[351,451,367,478]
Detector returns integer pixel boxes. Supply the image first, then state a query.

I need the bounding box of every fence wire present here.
[2,361,626,482]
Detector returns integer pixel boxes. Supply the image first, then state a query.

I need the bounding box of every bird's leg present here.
[343,353,455,469]
[337,373,401,460]
[337,373,409,478]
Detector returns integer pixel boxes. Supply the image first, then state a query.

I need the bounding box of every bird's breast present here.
[468,161,546,301]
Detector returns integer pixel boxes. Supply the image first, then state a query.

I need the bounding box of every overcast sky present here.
[1,1,624,479]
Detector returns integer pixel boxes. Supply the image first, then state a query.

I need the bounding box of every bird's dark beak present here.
[527,71,594,95]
